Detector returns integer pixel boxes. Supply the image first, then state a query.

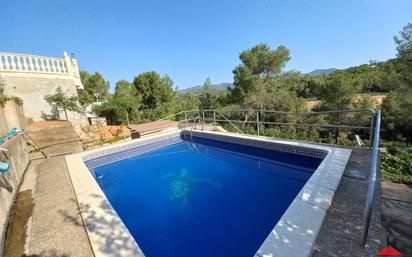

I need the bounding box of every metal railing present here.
[190,116,202,142]
[168,108,375,148]
[161,108,381,246]
[361,110,381,246]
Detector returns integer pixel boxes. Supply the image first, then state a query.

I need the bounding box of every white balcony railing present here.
[0,51,83,88]
[0,52,69,74]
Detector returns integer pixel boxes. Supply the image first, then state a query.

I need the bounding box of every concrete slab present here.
[312,148,383,257]
[4,122,94,257]
[382,182,412,203]
[381,182,412,257]
[26,156,93,257]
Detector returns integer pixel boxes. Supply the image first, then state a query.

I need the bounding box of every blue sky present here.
[1,0,411,90]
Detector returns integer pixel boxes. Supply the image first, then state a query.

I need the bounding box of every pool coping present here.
[65,129,352,257]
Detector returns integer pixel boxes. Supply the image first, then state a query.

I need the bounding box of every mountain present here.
[178,83,233,95]
[306,68,337,76]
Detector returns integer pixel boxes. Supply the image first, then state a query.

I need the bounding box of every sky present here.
[1,0,411,90]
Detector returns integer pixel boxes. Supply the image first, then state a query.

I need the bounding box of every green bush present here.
[0,95,24,107]
[381,147,412,184]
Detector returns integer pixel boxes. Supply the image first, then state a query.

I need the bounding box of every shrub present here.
[0,95,24,107]
[381,147,412,184]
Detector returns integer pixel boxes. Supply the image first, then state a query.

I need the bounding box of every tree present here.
[161,75,176,104]
[391,23,412,90]
[296,74,326,98]
[114,80,131,97]
[394,23,412,56]
[318,74,359,110]
[78,90,94,105]
[78,70,94,105]
[44,87,83,120]
[92,96,140,125]
[114,80,139,99]
[216,91,230,106]
[395,48,412,90]
[315,74,362,144]
[229,43,290,103]
[382,90,412,144]
[177,93,200,112]
[379,23,412,144]
[79,70,110,103]
[92,79,142,125]
[199,78,218,109]
[132,71,176,111]
[372,60,402,92]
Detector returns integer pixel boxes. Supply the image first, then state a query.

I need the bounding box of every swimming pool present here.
[67,130,351,257]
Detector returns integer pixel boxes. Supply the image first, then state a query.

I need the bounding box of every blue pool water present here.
[92,137,323,257]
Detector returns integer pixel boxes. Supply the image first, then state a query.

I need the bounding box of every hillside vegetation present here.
[51,22,412,183]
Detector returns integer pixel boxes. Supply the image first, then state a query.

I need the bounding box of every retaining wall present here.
[0,135,30,255]
[0,100,27,134]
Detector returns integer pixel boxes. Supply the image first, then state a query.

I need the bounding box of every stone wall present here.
[0,135,30,254]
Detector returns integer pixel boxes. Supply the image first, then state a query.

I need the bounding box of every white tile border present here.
[66,129,351,257]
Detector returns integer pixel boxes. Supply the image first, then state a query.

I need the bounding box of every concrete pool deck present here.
[4,150,93,257]
[66,129,353,257]
[312,148,384,257]
[3,121,93,257]
[381,182,412,256]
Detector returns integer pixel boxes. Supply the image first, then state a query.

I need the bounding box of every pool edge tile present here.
[94,230,144,257]
[297,182,335,210]
[65,150,148,257]
[256,199,327,257]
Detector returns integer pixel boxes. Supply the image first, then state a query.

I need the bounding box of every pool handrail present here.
[360,109,381,246]
[189,115,202,152]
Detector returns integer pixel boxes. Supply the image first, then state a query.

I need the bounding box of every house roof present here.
[128,120,177,134]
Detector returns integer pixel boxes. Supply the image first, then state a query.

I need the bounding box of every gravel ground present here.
[381,182,412,257]
[312,148,384,257]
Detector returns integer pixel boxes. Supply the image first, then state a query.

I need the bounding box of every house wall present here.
[2,75,78,120]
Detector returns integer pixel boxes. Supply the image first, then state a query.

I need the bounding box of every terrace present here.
[1,107,402,257]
